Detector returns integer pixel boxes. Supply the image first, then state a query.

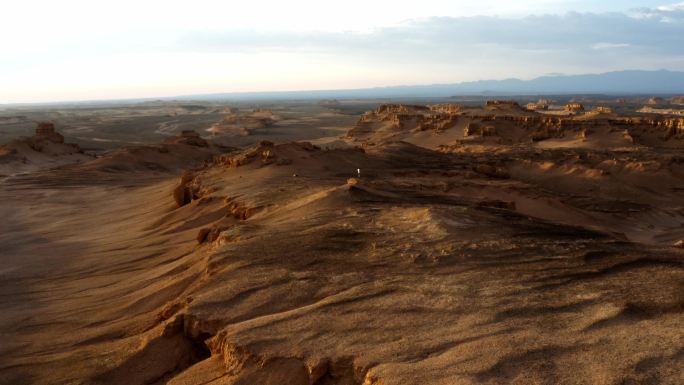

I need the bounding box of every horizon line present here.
[1,68,680,107]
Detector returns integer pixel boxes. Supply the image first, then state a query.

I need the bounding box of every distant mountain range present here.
[182,70,684,101]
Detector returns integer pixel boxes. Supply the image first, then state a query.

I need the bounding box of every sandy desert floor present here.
[0,101,360,153]
[1,100,684,384]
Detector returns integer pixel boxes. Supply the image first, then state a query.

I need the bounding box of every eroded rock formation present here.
[35,122,65,143]
[348,102,684,149]
[208,109,280,136]
[0,121,89,174]
[565,102,585,113]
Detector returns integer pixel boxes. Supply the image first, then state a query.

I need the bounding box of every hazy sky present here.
[1,0,683,103]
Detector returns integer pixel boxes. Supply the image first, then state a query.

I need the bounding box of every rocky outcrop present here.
[593,106,613,114]
[201,338,372,385]
[565,103,585,113]
[35,122,65,143]
[0,122,89,175]
[214,141,317,168]
[351,105,463,137]
[173,171,196,207]
[416,114,459,132]
[208,109,280,136]
[173,171,210,207]
[638,106,684,116]
[429,104,465,114]
[526,99,550,111]
[214,141,276,168]
[374,104,430,115]
[196,225,229,244]
[224,197,261,220]
[464,123,497,137]
[348,103,684,148]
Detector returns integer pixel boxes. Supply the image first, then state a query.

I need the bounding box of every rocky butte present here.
[0,121,90,175]
[34,122,65,143]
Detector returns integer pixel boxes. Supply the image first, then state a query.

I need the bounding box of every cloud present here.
[657,1,684,11]
[631,1,684,20]
[592,42,631,50]
[175,11,684,61]
[156,8,684,90]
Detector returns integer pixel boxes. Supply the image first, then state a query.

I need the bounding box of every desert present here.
[1,95,684,384]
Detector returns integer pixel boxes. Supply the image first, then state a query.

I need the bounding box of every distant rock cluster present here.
[0,121,90,175]
[526,99,550,111]
[564,102,585,113]
[34,122,65,144]
[348,101,684,148]
[208,109,280,136]
[670,96,684,105]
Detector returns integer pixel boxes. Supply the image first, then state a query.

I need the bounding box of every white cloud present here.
[592,42,631,50]
[631,1,684,19]
[657,1,684,11]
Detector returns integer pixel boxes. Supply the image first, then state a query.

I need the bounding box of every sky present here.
[1,0,683,103]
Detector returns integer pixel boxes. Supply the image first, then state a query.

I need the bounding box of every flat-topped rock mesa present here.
[526,99,550,111]
[348,102,684,149]
[207,108,280,136]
